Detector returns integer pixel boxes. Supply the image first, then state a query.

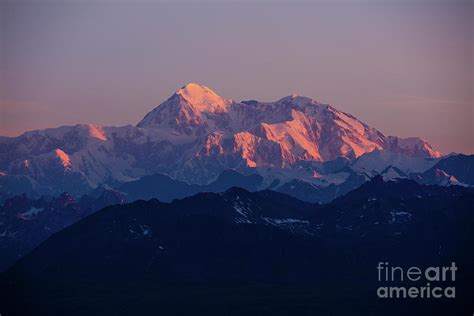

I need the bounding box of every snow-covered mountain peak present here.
[136,83,232,130]
[386,136,442,158]
[276,94,319,108]
[175,83,230,113]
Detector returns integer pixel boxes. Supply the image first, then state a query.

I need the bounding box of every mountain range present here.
[1,83,472,275]
[0,83,447,202]
[1,84,473,314]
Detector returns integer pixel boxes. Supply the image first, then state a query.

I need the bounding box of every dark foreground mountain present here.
[0,189,126,271]
[1,178,473,315]
[0,170,266,272]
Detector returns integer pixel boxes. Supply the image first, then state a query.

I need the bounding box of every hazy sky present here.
[1,0,472,153]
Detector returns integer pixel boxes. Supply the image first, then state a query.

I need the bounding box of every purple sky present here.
[1,0,472,154]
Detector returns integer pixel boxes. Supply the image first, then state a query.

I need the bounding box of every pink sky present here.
[1,1,472,154]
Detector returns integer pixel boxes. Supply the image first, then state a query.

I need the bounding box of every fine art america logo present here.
[377,262,457,299]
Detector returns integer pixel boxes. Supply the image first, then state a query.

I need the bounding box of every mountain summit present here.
[175,83,230,112]
[0,83,442,198]
[137,83,231,131]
